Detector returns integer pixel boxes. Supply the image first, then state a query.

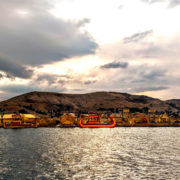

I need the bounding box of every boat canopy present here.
[21,114,36,119]
[3,114,16,119]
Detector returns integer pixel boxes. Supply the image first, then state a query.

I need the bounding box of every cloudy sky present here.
[0,0,180,100]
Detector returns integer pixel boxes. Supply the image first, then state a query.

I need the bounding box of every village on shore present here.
[0,108,180,128]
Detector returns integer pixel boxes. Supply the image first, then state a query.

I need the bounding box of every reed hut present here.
[60,113,76,126]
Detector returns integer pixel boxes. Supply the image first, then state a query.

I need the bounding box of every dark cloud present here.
[132,86,169,93]
[128,65,167,84]
[36,73,71,85]
[123,30,153,44]
[84,80,97,85]
[35,72,97,87]
[0,0,98,67]
[107,64,170,94]
[141,68,166,81]
[0,55,33,78]
[0,83,66,99]
[0,73,4,79]
[101,61,128,69]
[36,74,58,84]
[0,72,15,80]
[69,88,86,92]
[5,74,16,80]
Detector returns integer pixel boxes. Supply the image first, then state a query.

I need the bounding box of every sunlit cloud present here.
[0,0,180,100]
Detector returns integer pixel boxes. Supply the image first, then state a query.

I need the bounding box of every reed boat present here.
[3,114,38,128]
[79,114,116,128]
[3,121,38,128]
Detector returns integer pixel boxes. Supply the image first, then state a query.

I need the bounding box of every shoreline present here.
[1,124,180,128]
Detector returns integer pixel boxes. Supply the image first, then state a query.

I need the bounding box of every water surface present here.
[0,128,180,180]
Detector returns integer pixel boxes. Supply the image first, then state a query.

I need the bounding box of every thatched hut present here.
[60,113,76,126]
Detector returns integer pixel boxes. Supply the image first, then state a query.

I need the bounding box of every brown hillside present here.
[0,91,179,117]
[166,99,180,111]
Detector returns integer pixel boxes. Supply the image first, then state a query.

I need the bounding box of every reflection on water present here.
[0,128,180,180]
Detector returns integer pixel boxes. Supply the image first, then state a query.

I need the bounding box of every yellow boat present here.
[3,114,38,128]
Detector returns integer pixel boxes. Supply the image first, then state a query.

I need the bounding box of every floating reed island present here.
[1,109,180,128]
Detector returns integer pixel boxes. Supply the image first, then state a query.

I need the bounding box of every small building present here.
[132,113,148,124]
[111,113,123,124]
[148,109,156,123]
[161,113,169,122]
[155,115,162,123]
[123,109,130,118]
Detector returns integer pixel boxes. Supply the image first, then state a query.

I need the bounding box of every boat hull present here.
[3,122,38,128]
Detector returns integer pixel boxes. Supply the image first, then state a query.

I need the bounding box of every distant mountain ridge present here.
[0,91,179,117]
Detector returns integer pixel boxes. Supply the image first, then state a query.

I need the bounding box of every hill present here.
[166,99,180,112]
[0,91,179,117]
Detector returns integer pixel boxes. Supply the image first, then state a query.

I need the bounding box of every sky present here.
[0,0,180,100]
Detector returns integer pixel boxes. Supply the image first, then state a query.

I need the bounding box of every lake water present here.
[0,128,180,180]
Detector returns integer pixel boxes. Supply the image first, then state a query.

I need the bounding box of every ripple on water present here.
[0,128,180,180]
